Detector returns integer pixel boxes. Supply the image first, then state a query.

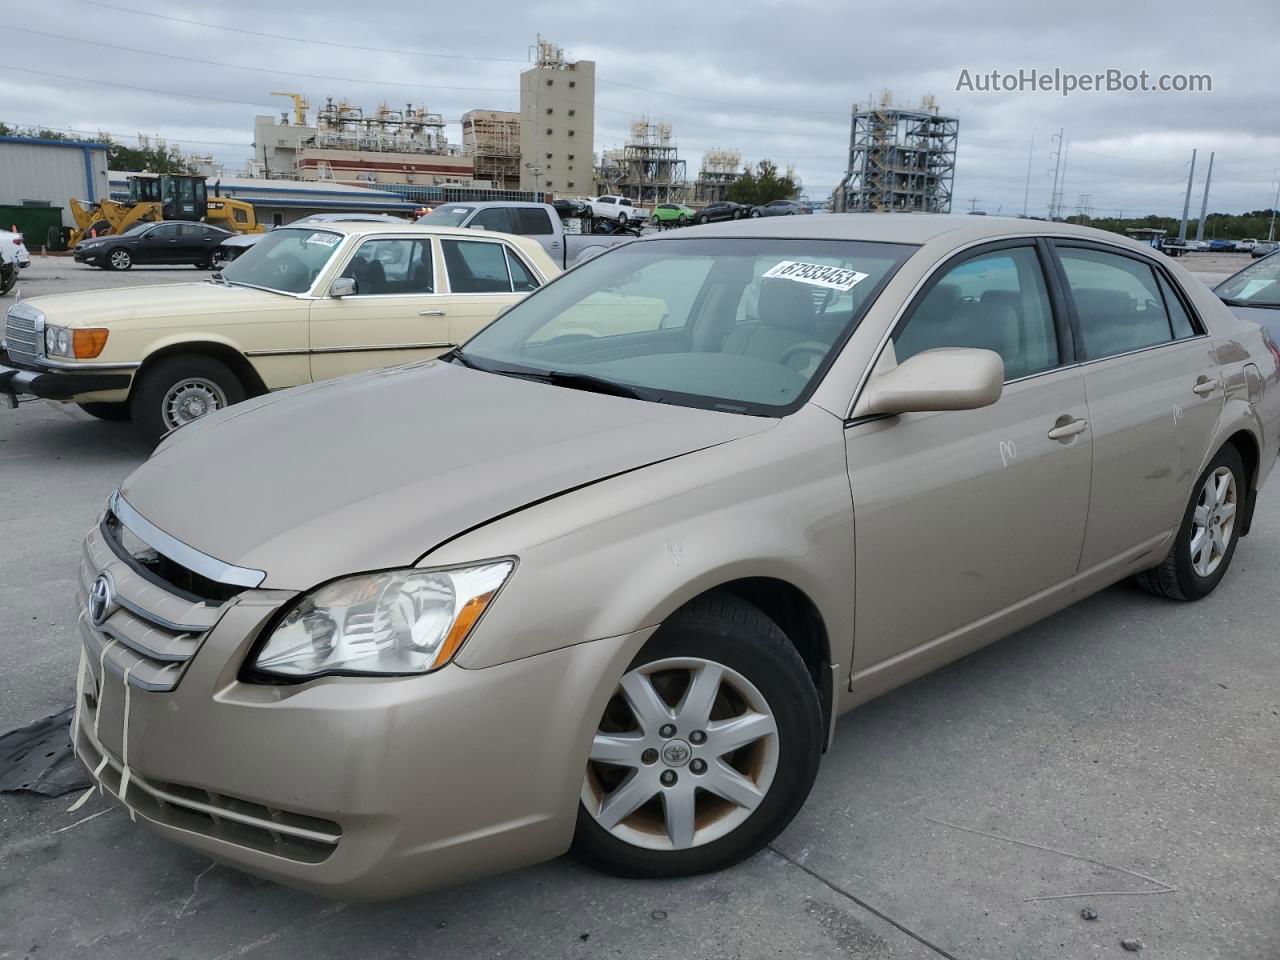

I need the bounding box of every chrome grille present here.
[80,521,228,692]
[2,304,41,366]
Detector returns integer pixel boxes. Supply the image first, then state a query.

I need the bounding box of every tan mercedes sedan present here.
[73,215,1280,899]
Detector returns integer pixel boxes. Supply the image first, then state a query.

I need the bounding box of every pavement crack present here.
[767,844,961,960]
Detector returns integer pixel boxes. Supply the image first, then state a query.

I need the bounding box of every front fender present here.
[430,406,856,674]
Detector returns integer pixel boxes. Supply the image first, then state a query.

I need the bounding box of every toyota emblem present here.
[88,573,114,627]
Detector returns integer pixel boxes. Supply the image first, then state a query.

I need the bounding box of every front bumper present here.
[73,247,107,265]
[74,570,649,899]
[0,353,133,406]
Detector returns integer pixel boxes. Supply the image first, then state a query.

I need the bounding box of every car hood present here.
[27,281,295,327]
[121,360,774,590]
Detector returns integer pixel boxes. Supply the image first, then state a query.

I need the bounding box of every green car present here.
[650,203,696,227]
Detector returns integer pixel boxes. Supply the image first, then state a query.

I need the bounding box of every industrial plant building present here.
[518,39,596,195]
[831,94,958,214]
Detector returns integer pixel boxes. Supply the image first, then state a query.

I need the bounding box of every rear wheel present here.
[1136,444,1245,601]
[573,594,822,879]
[130,355,245,444]
[76,402,131,422]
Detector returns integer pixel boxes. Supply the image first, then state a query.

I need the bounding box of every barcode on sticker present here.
[763,261,869,292]
[306,233,341,247]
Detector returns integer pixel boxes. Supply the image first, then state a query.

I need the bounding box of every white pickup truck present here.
[583,195,651,225]
[418,201,634,268]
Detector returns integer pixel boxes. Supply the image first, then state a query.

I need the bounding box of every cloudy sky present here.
[2,0,1276,218]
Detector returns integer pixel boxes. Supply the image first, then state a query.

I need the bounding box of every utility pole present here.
[1269,169,1279,242]
[1178,149,1197,241]
[1048,128,1064,220]
[1022,135,1034,218]
[1194,151,1214,243]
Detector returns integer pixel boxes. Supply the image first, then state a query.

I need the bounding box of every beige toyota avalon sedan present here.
[73,214,1280,899]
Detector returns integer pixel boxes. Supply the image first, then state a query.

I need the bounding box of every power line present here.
[0,63,278,108]
[72,0,527,63]
[70,0,847,118]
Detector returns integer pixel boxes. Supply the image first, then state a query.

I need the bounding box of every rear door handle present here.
[1047,418,1089,440]
[418,309,446,317]
[1192,378,1218,396]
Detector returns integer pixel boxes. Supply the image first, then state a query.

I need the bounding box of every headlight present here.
[250,560,514,678]
[44,324,109,359]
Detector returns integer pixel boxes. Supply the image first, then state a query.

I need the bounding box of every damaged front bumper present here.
[72,521,648,899]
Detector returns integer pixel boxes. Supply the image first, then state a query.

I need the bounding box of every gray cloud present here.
[2,0,1276,216]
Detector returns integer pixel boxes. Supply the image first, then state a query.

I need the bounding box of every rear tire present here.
[572,593,822,879]
[130,355,245,444]
[76,402,131,422]
[1135,444,1245,601]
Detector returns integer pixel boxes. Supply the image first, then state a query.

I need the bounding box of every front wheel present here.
[1136,444,1245,601]
[749,209,762,218]
[573,594,822,879]
[130,355,245,444]
[677,214,688,225]
[108,248,132,271]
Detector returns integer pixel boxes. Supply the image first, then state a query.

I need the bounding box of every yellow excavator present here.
[68,174,264,246]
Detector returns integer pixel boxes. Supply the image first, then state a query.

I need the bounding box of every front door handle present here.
[418,309,446,317]
[1192,378,1218,396]
[1047,418,1089,440]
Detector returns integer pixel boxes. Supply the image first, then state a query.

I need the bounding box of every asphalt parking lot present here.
[1,253,1276,959]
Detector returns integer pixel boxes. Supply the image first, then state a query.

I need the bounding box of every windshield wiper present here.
[443,347,479,368]
[542,369,650,400]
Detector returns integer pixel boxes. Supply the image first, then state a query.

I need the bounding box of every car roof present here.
[272,221,507,240]
[668,212,1163,253]
[432,200,550,210]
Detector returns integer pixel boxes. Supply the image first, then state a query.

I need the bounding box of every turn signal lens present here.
[72,328,109,358]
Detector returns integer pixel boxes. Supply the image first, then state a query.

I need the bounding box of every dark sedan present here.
[748,199,812,218]
[1216,250,1280,345]
[692,201,749,224]
[73,221,233,270]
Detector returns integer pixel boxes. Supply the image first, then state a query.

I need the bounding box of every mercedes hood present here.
[120,360,774,590]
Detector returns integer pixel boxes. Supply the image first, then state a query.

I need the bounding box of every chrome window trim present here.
[439,236,530,295]
[843,231,1217,420]
[335,235,438,299]
[110,490,266,588]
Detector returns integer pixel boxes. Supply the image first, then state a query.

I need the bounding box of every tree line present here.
[0,123,196,175]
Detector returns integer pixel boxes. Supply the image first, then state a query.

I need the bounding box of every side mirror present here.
[329,277,357,298]
[859,347,1004,416]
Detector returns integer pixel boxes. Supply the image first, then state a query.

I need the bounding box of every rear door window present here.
[505,246,540,292]
[514,208,554,235]
[1056,246,1174,359]
[442,239,512,293]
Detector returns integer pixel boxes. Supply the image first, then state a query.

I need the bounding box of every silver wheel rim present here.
[162,377,227,429]
[582,656,779,852]
[1190,465,1237,577]
[111,250,130,268]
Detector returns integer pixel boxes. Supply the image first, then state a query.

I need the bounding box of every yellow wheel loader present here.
[68,174,263,246]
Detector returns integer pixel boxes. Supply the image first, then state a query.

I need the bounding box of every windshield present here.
[221,228,344,294]
[418,206,474,227]
[1216,254,1280,307]
[459,237,915,415]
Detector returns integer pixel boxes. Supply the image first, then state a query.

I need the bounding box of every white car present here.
[0,229,31,269]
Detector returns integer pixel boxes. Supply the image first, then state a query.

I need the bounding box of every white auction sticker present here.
[763,260,869,292]
[305,233,341,247]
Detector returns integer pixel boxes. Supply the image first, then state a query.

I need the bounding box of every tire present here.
[572,593,822,879]
[618,213,629,226]
[678,214,688,225]
[1135,444,1245,601]
[749,209,762,218]
[0,265,15,296]
[107,248,132,271]
[696,215,708,225]
[76,402,131,422]
[129,355,245,444]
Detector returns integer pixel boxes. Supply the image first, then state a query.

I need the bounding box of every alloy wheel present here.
[110,249,131,269]
[1190,465,1237,577]
[582,657,779,852]
[162,377,228,429]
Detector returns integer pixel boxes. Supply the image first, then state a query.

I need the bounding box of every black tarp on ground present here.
[0,706,90,798]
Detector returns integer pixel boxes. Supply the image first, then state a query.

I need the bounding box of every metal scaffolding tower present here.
[462,110,521,190]
[695,149,743,203]
[832,93,958,214]
[595,118,689,203]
